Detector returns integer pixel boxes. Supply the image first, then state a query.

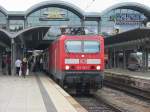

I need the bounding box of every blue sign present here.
[116,13,140,21]
[110,13,144,25]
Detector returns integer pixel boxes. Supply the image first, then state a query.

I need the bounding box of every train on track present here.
[42,27,104,94]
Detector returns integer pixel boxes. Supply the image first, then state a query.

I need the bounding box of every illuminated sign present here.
[110,13,144,25]
[39,9,69,21]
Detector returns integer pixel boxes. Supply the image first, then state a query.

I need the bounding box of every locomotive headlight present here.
[96,65,101,70]
[65,65,70,70]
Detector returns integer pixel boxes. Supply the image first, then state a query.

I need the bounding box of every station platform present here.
[0,73,87,112]
[105,68,150,79]
[104,68,150,99]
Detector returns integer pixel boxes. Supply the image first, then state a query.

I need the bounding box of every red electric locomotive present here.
[44,27,104,93]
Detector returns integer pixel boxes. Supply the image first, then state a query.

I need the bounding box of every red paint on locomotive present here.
[46,34,104,93]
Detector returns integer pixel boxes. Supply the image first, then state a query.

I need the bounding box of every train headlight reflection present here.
[65,65,70,70]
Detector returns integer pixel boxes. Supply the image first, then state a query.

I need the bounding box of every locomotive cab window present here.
[84,41,100,53]
[65,40,100,53]
[65,41,82,53]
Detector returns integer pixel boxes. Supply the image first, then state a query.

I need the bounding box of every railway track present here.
[104,81,150,101]
[74,94,122,112]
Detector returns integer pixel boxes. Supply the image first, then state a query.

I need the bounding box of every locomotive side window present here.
[65,41,82,53]
[84,41,100,53]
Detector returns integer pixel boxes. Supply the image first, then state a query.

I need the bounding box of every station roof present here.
[0,0,100,19]
[1,1,150,19]
[1,0,150,51]
[105,28,150,48]
[14,26,50,50]
[0,0,150,12]
[0,29,11,49]
[101,2,150,20]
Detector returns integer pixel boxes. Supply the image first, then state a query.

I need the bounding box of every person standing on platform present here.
[21,58,27,78]
[15,58,22,76]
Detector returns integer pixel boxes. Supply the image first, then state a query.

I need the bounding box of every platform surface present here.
[105,68,150,80]
[0,73,87,112]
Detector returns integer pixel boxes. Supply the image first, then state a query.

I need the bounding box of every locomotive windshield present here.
[65,41,82,53]
[84,41,100,53]
[65,40,100,53]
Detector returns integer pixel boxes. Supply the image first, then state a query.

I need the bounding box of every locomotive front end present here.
[62,36,104,93]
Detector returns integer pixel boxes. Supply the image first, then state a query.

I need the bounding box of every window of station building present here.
[0,12,7,30]
[26,7,81,28]
[9,20,24,32]
[101,9,147,36]
[84,21,98,34]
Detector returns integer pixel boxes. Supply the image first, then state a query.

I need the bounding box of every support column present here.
[108,49,112,68]
[145,48,149,71]
[6,18,9,31]
[126,51,131,70]
[22,44,25,59]
[116,52,119,68]
[142,48,146,71]
[123,49,126,69]
[11,38,16,75]
[24,17,27,28]
[97,20,101,34]
[19,35,26,59]
[113,48,116,68]
[0,53,2,71]
[16,44,22,59]
[81,18,85,28]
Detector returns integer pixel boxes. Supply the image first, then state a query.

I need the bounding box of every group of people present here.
[27,56,43,72]
[15,58,28,78]
[1,55,43,77]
